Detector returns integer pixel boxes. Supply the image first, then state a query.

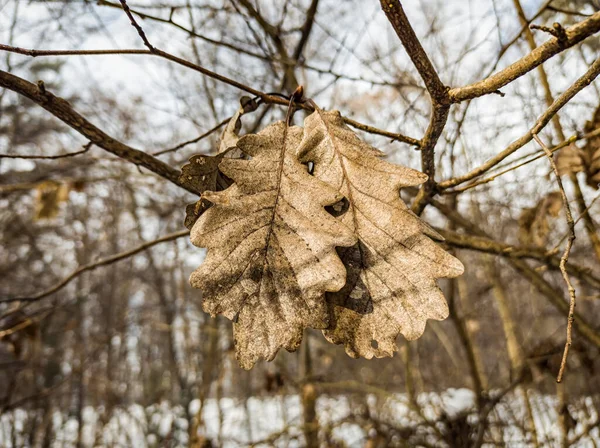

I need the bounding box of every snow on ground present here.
[1,390,598,447]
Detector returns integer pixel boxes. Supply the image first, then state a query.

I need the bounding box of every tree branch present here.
[532,134,577,383]
[440,56,600,189]
[0,229,190,304]
[0,69,196,193]
[449,11,600,102]
[433,199,600,349]
[0,142,92,160]
[0,44,418,145]
[380,0,450,214]
[439,228,600,290]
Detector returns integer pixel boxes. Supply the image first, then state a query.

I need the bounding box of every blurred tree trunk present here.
[486,258,539,446]
[301,333,318,448]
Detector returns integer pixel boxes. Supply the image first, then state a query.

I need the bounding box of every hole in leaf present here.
[307,161,315,175]
[325,197,349,217]
[371,339,378,349]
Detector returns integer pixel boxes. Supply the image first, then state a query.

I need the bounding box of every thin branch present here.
[291,0,319,62]
[440,56,600,189]
[153,117,230,156]
[548,5,594,17]
[0,229,190,304]
[444,129,600,194]
[449,11,600,102]
[119,0,155,51]
[0,142,92,160]
[432,199,600,349]
[379,1,447,103]
[343,116,420,146]
[532,134,576,383]
[0,44,418,145]
[491,0,554,72]
[99,0,412,89]
[439,228,600,290]
[380,0,450,213]
[0,69,196,193]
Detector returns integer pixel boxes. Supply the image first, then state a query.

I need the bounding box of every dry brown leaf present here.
[180,152,230,230]
[189,120,356,369]
[218,106,243,154]
[584,105,600,189]
[34,180,70,221]
[518,191,562,247]
[556,143,585,176]
[297,108,464,359]
[181,101,256,229]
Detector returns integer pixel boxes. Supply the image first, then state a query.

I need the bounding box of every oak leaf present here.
[189,120,356,369]
[298,108,464,359]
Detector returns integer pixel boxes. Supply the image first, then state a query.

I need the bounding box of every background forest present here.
[1,0,600,447]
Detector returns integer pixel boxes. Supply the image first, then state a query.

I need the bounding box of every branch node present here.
[36,80,46,95]
[530,22,568,45]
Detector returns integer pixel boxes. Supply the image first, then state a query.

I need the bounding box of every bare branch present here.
[0,142,92,160]
[119,0,155,51]
[532,134,577,383]
[449,11,600,102]
[440,228,600,290]
[380,0,450,213]
[440,56,600,189]
[0,44,418,145]
[433,199,600,349]
[0,229,190,304]
[0,69,196,193]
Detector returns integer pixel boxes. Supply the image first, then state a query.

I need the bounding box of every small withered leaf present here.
[219,107,244,154]
[34,180,70,221]
[555,143,585,176]
[583,105,600,189]
[518,191,562,247]
[189,120,356,369]
[298,108,464,359]
[181,107,247,228]
[180,152,228,229]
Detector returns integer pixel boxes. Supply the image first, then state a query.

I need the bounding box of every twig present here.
[0,69,195,193]
[119,0,155,51]
[552,189,600,251]
[443,131,590,194]
[153,117,230,156]
[439,228,600,290]
[433,198,600,349]
[0,229,190,304]
[0,44,418,145]
[449,11,600,102]
[380,0,450,213]
[532,134,576,383]
[98,0,420,90]
[530,22,568,44]
[0,142,92,160]
[441,56,600,189]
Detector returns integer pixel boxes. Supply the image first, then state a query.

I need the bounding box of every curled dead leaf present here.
[518,191,562,247]
[555,143,584,176]
[34,180,70,221]
[583,105,600,189]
